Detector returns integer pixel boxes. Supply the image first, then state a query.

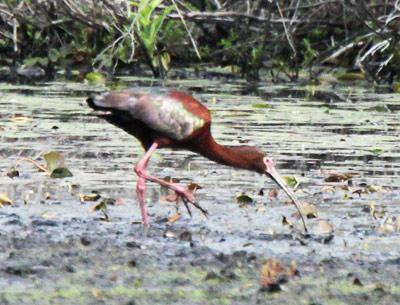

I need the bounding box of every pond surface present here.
[0,77,399,304]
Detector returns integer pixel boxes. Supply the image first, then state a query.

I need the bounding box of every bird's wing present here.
[90,90,209,140]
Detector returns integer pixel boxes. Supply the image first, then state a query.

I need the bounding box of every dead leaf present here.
[324,171,358,182]
[11,115,31,123]
[282,216,293,228]
[167,212,181,224]
[260,259,298,292]
[269,188,279,198]
[80,192,101,202]
[0,193,13,206]
[44,151,65,172]
[313,220,334,235]
[6,168,19,179]
[188,182,202,192]
[296,202,318,219]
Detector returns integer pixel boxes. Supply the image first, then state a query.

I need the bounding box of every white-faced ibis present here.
[87,89,308,232]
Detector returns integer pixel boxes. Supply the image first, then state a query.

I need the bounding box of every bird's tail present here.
[87,91,137,111]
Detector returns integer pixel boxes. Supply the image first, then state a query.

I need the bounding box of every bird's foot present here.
[181,196,208,218]
[171,185,208,218]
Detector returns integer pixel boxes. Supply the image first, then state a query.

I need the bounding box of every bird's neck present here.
[198,137,265,173]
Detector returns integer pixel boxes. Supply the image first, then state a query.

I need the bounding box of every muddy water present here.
[0,78,399,304]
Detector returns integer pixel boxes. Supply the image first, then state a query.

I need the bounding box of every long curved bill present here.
[266,165,308,233]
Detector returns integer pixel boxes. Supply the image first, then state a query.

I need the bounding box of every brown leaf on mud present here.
[260,259,298,292]
[0,193,13,206]
[6,167,19,179]
[188,182,202,192]
[167,212,181,224]
[269,188,279,198]
[324,171,358,182]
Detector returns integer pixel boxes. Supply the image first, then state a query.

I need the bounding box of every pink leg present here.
[134,143,202,226]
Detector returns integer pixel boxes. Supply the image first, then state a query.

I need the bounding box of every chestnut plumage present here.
[87,89,308,232]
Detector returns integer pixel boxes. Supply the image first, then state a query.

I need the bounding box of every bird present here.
[87,89,308,232]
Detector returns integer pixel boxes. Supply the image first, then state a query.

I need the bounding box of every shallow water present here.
[0,78,399,304]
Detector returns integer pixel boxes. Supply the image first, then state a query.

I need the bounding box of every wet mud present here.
[0,79,399,304]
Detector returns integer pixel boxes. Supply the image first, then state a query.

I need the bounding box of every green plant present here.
[134,0,174,76]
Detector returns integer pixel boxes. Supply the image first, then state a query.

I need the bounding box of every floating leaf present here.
[365,184,384,193]
[0,193,13,206]
[44,151,65,173]
[324,171,358,182]
[365,105,390,113]
[369,148,385,155]
[283,176,298,188]
[80,192,101,202]
[11,115,31,124]
[252,103,272,109]
[50,167,73,178]
[236,193,254,207]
